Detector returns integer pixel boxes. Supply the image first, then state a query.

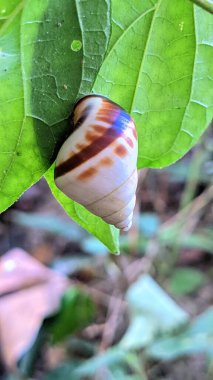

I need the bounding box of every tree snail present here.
[54,95,138,231]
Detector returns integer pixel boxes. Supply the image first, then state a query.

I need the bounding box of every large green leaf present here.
[45,166,120,253]
[93,0,213,168]
[0,0,83,213]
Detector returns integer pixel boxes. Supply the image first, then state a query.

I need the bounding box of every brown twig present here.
[99,292,124,351]
[75,280,127,309]
[123,239,159,284]
[161,185,213,230]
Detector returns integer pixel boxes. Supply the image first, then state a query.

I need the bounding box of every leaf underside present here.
[0,0,83,212]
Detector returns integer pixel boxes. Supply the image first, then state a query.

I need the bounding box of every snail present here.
[54,95,138,231]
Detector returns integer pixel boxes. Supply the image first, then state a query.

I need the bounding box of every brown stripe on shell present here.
[55,97,137,179]
[76,143,86,151]
[55,109,121,179]
[74,104,93,128]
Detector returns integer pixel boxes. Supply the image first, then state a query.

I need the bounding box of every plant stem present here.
[190,0,213,14]
[180,146,205,210]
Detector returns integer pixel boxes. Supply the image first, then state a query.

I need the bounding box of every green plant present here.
[0,0,212,252]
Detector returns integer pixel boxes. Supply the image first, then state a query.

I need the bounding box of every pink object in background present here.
[0,248,69,369]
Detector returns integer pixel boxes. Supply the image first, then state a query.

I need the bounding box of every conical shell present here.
[54,95,138,231]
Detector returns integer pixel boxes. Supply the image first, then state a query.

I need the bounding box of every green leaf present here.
[19,287,95,377]
[93,0,213,168]
[109,369,142,380]
[0,0,83,213]
[44,349,127,380]
[45,349,147,380]
[72,349,127,378]
[159,225,213,254]
[45,165,120,253]
[120,274,190,351]
[44,364,80,380]
[147,307,213,360]
[168,267,205,295]
[11,210,84,240]
[120,315,157,350]
[126,274,189,332]
[47,287,95,343]
[180,229,213,254]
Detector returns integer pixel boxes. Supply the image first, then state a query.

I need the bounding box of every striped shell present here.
[54,95,138,231]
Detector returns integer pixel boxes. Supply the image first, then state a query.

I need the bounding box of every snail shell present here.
[54,95,138,231]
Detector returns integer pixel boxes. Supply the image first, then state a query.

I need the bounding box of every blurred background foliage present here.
[0,128,212,380]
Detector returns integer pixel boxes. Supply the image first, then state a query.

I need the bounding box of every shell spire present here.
[54,95,138,231]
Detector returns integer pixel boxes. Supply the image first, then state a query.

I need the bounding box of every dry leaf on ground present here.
[0,248,69,369]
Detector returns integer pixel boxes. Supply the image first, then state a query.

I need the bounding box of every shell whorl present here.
[54,95,138,231]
